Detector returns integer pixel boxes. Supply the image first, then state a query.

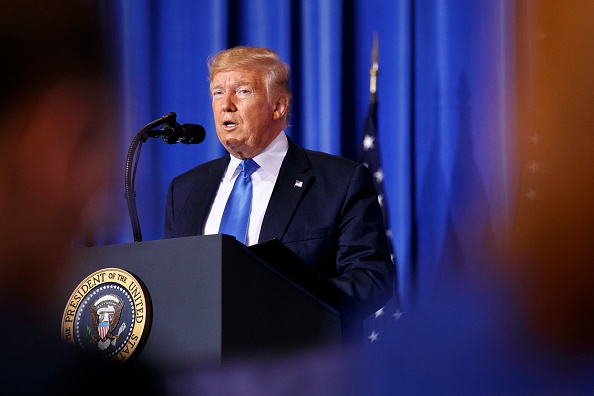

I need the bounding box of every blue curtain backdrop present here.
[99,0,515,312]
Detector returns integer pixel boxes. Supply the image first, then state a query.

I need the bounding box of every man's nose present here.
[221,93,236,112]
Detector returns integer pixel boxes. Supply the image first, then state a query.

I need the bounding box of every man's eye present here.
[237,89,252,96]
[212,90,223,97]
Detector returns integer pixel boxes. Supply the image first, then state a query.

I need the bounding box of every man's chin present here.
[225,137,243,147]
[224,138,250,157]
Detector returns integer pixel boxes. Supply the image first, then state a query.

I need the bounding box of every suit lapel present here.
[259,139,311,242]
[176,155,229,236]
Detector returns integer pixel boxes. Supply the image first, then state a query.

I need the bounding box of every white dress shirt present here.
[203,131,289,246]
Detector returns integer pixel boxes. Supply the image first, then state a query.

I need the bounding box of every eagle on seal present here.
[89,294,124,348]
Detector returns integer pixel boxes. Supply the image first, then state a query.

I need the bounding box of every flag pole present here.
[369,32,378,103]
[361,32,403,343]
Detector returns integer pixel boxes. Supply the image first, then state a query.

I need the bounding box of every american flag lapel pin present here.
[294,180,303,188]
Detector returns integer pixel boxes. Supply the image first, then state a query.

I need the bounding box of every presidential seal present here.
[61,268,152,363]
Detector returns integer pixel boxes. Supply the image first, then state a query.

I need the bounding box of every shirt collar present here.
[253,131,288,177]
[223,131,288,181]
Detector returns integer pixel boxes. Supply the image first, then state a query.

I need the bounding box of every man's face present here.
[210,69,281,159]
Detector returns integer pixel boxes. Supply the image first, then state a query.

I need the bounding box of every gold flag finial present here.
[369,32,378,101]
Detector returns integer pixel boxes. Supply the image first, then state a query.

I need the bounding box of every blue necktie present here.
[218,158,260,244]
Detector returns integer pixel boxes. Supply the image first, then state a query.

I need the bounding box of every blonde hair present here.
[208,46,292,126]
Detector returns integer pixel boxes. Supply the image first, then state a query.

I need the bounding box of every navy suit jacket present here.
[164,138,394,324]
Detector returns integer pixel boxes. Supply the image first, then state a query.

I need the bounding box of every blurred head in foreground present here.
[0,0,114,312]
[502,0,594,356]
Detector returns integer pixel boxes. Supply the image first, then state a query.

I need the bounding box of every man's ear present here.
[20,81,85,189]
[272,95,289,121]
[16,79,109,201]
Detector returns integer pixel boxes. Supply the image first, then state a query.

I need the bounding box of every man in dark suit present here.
[164,46,394,340]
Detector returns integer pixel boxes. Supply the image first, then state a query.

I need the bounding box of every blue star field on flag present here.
[359,97,402,344]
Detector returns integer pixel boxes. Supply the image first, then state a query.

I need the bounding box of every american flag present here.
[359,56,402,345]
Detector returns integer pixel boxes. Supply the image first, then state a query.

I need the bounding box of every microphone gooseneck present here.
[125,112,206,242]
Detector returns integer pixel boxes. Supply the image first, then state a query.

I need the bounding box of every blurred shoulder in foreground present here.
[0,1,163,393]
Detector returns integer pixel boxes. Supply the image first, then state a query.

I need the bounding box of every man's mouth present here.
[223,121,237,127]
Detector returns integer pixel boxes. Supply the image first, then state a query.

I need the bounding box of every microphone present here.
[148,122,206,144]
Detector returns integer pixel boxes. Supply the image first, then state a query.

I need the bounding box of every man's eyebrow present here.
[232,80,253,88]
[211,80,253,89]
